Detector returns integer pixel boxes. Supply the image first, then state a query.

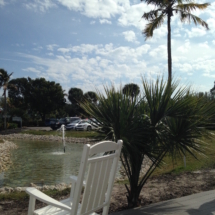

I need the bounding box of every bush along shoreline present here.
[0,133,96,144]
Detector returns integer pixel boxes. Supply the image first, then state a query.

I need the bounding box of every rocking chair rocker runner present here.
[26,140,123,215]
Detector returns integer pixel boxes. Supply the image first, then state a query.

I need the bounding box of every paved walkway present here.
[111,190,215,215]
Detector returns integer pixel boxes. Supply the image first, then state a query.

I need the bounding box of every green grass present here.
[21,129,101,138]
[153,137,215,175]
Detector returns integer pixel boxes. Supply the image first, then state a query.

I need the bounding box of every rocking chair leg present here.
[102,204,110,215]
[28,196,36,215]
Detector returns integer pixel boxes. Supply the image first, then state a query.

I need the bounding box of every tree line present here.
[0,69,142,127]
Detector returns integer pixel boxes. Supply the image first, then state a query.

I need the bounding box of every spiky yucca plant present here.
[80,78,215,208]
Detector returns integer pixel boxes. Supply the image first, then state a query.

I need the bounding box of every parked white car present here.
[75,119,97,131]
[65,119,82,130]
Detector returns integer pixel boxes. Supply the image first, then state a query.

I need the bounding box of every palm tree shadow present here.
[186,199,215,215]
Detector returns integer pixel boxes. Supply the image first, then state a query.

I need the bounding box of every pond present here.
[0,140,84,188]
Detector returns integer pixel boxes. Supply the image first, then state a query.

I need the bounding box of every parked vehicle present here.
[65,119,82,130]
[45,118,58,126]
[75,119,97,131]
[50,117,71,130]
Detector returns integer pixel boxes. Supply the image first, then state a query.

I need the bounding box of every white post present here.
[183,149,186,168]
[62,125,66,153]
[183,155,186,168]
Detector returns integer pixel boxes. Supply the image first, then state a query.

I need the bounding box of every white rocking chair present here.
[26,140,123,215]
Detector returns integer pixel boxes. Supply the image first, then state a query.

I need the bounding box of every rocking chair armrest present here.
[26,187,71,212]
[70,175,86,186]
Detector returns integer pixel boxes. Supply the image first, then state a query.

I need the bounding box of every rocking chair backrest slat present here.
[79,140,123,215]
[70,144,91,215]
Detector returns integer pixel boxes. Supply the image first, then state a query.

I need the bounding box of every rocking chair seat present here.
[26,187,98,215]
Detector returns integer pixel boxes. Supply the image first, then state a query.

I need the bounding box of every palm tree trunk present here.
[167,13,172,83]
[4,90,7,129]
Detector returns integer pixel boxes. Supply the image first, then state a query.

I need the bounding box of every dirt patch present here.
[1,169,215,215]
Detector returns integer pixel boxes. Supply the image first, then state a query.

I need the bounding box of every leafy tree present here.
[68,88,84,116]
[141,0,210,82]
[8,78,31,121]
[122,83,140,103]
[68,88,83,104]
[84,91,98,104]
[8,77,66,122]
[0,69,14,129]
[80,77,215,208]
[8,78,29,109]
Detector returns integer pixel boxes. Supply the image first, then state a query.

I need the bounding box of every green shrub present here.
[7,122,18,129]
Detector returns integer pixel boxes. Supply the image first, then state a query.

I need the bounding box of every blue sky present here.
[0,0,215,96]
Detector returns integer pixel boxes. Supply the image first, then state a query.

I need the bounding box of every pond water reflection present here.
[0,140,83,187]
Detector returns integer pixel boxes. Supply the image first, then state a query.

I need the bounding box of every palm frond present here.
[142,12,165,39]
[178,10,209,29]
[175,3,210,13]
[142,9,162,20]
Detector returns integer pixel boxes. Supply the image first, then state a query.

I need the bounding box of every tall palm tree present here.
[0,69,13,129]
[141,0,210,82]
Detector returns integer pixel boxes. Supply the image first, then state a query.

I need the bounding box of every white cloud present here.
[172,28,182,38]
[22,67,41,74]
[199,41,209,49]
[0,0,5,6]
[54,43,151,63]
[58,0,130,18]
[33,46,43,51]
[212,40,215,45]
[122,31,138,43]
[46,44,58,51]
[90,21,96,25]
[18,43,154,92]
[186,27,207,38]
[57,48,71,54]
[205,2,215,18]
[175,63,193,73]
[118,3,150,30]
[99,19,112,24]
[24,0,57,12]
[177,40,190,53]
[47,53,54,56]
[206,18,215,33]
[71,44,100,54]
[149,45,166,59]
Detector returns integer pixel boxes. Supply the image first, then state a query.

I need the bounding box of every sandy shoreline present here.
[0,139,17,173]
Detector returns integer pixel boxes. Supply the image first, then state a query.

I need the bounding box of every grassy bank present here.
[153,137,215,175]
[21,129,100,138]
